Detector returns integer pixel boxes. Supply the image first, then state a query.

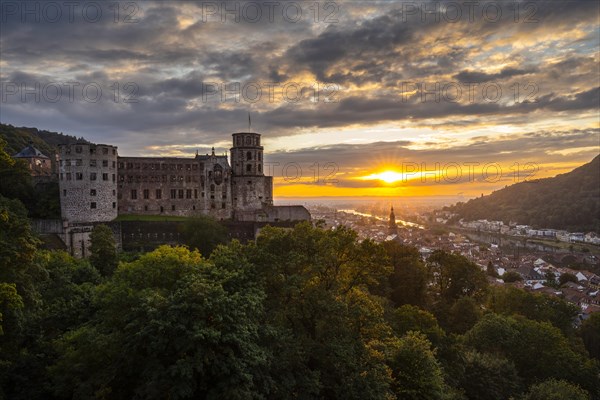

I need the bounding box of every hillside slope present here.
[0,123,89,156]
[445,155,600,232]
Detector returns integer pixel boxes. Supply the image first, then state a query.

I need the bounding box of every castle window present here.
[247,151,252,160]
[247,181,252,185]
[90,148,96,155]
[143,189,149,199]
[144,205,148,211]
[211,195,215,199]
[65,147,71,154]
[135,163,140,169]
[258,165,262,173]
[76,159,82,166]
[160,206,164,213]
[170,189,177,199]
[103,160,108,167]
[246,164,251,172]
[170,175,176,182]
[119,175,124,182]
[60,173,64,180]
[118,162,124,169]
[192,165,197,171]
[112,174,115,182]
[142,163,148,170]
[170,164,175,170]
[193,205,196,210]
[202,192,205,197]
[162,175,167,182]
[245,136,251,145]
[112,202,116,209]
[103,147,109,155]
[131,189,137,200]
[63,189,67,196]
[194,189,198,199]
[90,159,97,167]
[112,149,116,155]
[66,173,71,180]
[177,164,182,170]
[221,202,226,209]
[76,173,83,180]
[90,189,97,196]
[113,161,116,168]
[186,189,192,199]
[103,173,108,181]
[127,163,133,169]
[156,189,162,199]
[237,137,241,145]
[258,153,261,161]
[211,202,215,209]
[112,190,116,195]
[178,189,184,199]
[76,146,82,153]
[90,202,96,209]
[210,184,215,191]
[172,205,176,211]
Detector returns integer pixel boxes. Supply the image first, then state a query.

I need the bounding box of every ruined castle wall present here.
[117,155,232,220]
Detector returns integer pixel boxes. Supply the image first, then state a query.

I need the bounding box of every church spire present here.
[388,205,397,235]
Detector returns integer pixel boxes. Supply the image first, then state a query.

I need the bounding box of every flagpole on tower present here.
[248,112,251,131]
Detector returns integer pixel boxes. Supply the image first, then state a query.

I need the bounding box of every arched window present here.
[258,165,262,173]
[246,164,252,172]
[245,136,251,145]
[246,151,252,160]
[210,184,215,191]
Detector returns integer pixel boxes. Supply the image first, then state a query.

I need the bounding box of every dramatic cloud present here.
[1,0,598,198]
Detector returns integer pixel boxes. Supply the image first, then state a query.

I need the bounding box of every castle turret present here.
[231,132,264,176]
[230,132,272,217]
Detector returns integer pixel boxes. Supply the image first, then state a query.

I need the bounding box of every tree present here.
[89,224,117,276]
[50,245,268,399]
[387,332,447,400]
[388,305,446,348]
[427,250,488,303]
[249,223,394,398]
[447,296,481,334]
[522,379,589,400]
[384,241,429,307]
[559,272,578,286]
[458,350,521,400]
[580,312,600,360]
[486,286,578,336]
[465,314,600,395]
[180,215,228,257]
[486,261,498,277]
[502,271,522,282]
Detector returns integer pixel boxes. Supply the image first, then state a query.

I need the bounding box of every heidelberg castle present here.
[57,131,310,225]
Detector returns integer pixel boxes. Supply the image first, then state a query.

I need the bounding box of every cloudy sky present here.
[1,0,598,199]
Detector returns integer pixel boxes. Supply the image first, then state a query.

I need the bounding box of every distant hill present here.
[0,123,91,157]
[445,155,600,233]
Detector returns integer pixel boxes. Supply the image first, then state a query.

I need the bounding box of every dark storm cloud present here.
[0,0,598,154]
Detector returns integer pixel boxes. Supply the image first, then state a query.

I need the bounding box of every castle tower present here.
[231,132,264,176]
[230,132,272,217]
[58,143,118,223]
[388,205,398,235]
